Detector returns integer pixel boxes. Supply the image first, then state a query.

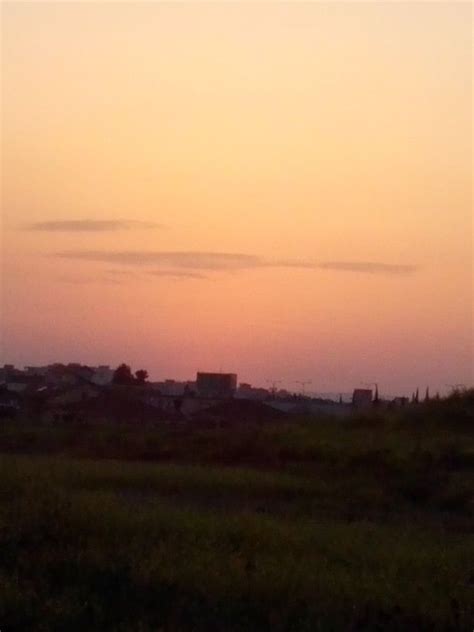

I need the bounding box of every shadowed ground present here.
[0,392,473,630]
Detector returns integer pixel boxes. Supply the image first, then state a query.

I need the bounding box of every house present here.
[47,383,102,406]
[0,364,22,383]
[46,364,96,386]
[236,383,270,401]
[91,365,114,385]
[4,375,45,394]
[0,387,22,418]
[150,380,196,397]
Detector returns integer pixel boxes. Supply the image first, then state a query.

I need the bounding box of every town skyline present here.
[0,360,453,401]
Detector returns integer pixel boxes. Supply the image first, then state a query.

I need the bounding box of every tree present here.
[112,363,134,385]
[135,369,149,385]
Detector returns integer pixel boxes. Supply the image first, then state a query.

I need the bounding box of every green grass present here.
[0,394,473,630]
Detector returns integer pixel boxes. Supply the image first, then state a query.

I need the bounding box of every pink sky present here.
[1,2,472,395]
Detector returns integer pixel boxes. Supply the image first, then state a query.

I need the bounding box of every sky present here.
[1,1,472,396]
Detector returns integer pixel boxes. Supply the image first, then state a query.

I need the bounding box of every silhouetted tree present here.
[414,388,419,404]
[135,369,149,385]
[112,363,134,385]
[425,387,430,402]
[374,385,379,404]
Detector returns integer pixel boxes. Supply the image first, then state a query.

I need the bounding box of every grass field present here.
[0,393,473,630]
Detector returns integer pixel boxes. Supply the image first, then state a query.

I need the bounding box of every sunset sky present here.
[1,2,472,395]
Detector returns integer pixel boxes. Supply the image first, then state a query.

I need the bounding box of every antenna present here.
[266,379,282,396]
[295,380,312,396]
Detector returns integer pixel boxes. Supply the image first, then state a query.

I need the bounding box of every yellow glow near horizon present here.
[1,2,472,394]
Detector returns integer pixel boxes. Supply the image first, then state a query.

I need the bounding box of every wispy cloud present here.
[58,276,124,286]
[26,220,163,232]
[105,269,138,277]
[53,250,418,276]
[55,251,261,270]
[148,270,208,280]
[316,261,418,275]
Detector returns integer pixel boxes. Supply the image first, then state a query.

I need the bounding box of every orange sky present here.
[1,2,472,395]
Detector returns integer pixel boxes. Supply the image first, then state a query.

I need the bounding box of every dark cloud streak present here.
[26,220,163,232]
[316,261,417,275]
[149,270,208,280]
[58,276,124,286]
[53,250,418,276]
[55,251,261,270]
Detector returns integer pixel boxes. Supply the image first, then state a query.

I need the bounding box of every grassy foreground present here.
[0,395,473,630]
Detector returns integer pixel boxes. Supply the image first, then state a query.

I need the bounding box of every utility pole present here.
[266,379,282,398]
[295,380,312,397]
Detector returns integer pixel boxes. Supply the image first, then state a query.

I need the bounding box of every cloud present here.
[26,220,163,232]
[271,259,320,269]
[53,250,418,276]
[105,269,139,277]
[316,261,418,275]
[148,270,208,280]
[55,250,262,270]
[59,269,207,286]
[58,276,124,286]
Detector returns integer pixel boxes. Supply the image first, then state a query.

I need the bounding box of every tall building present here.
[196,372,237,398]
[352,389,373,408]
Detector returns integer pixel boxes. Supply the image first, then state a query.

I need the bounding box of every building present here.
[12,363,114,386]
[91,365,114,385]
[151,380,197,397]
[196,372,237,399]
[236,383,270,401]
[352,389,373,408]
[0,387,22,417]
[0,364,22,383]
